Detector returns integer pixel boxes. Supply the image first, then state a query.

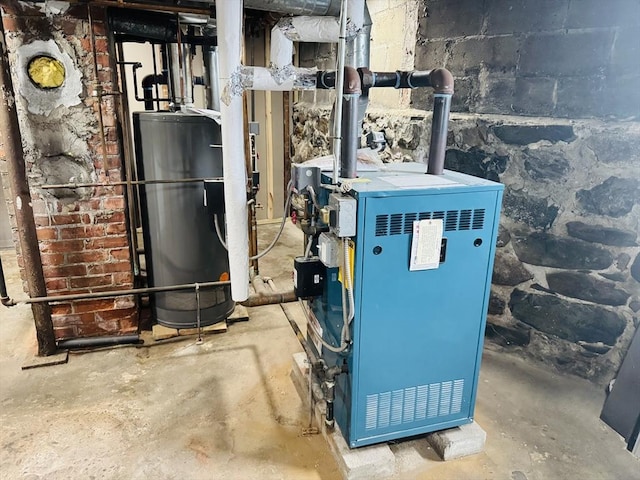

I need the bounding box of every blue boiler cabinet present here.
[309,168,504,447]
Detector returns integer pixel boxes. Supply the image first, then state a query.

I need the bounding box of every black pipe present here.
[109,8,178,43]
[57,334,141,350]
[317,68,451,91]
[340,67,361,179]
[427,93,452,175]
[0,257,15,307]
[141,72,168,110]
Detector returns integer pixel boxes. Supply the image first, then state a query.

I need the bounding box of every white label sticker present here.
[409,219,443,271]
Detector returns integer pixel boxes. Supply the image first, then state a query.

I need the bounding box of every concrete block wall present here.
[413,0,640,119]
[0,3,137,339]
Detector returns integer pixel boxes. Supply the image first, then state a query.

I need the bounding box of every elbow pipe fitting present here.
[429,68,454,95]
[342,66,361,94]
[141,72,168,110]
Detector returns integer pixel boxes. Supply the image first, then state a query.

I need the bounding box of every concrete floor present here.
[1,223,638,480]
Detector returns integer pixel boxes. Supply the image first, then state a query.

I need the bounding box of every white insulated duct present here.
[216,0,250,301]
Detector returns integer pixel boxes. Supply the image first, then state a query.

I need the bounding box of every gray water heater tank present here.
[133,112,234,328]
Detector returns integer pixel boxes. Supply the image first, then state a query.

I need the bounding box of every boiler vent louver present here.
[374,209,486,236]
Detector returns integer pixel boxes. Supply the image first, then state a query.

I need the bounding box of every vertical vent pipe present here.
[216,0,250,301]
[425,69,454,175]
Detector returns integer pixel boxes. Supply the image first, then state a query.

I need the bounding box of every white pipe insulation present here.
[269,0,365,79]
[215,0,250,301]
[215,0,365,301]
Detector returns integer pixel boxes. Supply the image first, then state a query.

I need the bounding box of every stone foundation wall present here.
[292,102,639,383]
[1,2,137,339]
[413,0,640,119]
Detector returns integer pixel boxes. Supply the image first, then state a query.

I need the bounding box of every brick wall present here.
[413,0,640,119]
[1,2,137,339]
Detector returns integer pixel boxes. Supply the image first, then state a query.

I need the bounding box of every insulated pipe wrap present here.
[216,0,250,301]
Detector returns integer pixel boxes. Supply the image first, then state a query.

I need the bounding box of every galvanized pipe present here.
[39,177,222,190]
[203,45,221,111]
[0,24,56,355]
[332,0,349,183]
[346,4,371,128]
[10,280,231,306]
[167,43,181,107]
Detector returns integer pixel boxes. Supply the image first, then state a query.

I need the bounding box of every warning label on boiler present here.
[409,219,443,271]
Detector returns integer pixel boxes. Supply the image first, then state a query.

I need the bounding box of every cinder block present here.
[426,421,487,461]
[327,425,396,480]
[519,32,614,76]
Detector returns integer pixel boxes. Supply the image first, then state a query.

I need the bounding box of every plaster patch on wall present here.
[36,154,94,202]
[15,39,81,115]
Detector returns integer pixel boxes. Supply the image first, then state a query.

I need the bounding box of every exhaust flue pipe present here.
[340,66,362,179]
[426,69,454,175]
